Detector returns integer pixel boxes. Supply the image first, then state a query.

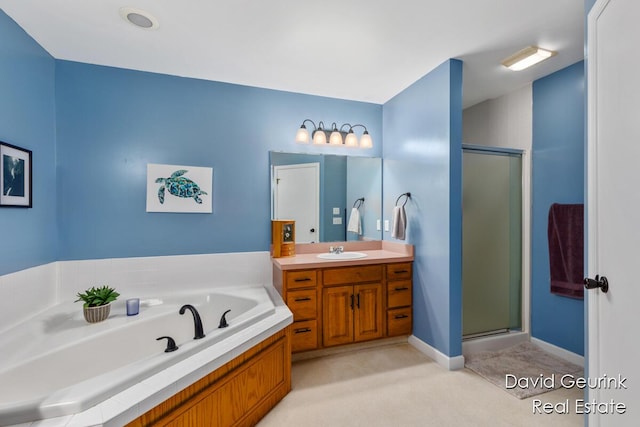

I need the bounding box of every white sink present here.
[316,252,368,260]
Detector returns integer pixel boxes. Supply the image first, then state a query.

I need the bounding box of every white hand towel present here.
[391,206,407,240]
[347,207,362,234]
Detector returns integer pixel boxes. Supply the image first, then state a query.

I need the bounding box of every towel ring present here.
[353,197,365,209]
[395,192,411,207]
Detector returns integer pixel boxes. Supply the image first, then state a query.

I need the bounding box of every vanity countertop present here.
[272,241,413,270]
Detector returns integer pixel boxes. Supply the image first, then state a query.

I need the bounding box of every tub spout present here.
[179,304,206,339]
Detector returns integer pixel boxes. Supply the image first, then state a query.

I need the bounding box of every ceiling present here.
[0,0,584,107]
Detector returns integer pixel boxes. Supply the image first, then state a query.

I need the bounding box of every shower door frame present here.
[461,144,530,340]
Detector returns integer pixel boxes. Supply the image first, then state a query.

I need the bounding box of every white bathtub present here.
[0,285,285,426]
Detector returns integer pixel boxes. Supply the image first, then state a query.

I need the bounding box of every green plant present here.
[75,285,120,308]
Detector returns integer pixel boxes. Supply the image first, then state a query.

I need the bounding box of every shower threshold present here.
[463,328,510,341]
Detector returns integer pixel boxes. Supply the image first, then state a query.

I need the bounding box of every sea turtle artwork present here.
[155,169,208,204]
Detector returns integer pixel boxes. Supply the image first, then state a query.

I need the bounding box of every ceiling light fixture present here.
[119,7,159,30]
[501,46,556,71]
[296,120,372,149]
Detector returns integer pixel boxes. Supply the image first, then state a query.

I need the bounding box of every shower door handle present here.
[584,275,609,293]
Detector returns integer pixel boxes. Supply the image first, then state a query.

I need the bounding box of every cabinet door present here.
[323,286,354,347]
[354,283,384,342]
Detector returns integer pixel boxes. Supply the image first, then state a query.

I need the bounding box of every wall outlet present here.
[333,217,342,225]
[333,207,340,215]
[376,219,381,230]
[384,220,390,231]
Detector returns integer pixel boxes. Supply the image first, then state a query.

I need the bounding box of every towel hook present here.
[395,192,411,207]
[352,197,365,209]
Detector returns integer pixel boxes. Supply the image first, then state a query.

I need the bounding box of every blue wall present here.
[54,61,382,260]
[382,59,464,357]
[0,11,57,276]
[532,61,585,356]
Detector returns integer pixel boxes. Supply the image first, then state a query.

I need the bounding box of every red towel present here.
[548,203,584,299]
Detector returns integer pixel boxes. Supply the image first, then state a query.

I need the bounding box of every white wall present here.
[463,84,532,150]
[462,84,533,340]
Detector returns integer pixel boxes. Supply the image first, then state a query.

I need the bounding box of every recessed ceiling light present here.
[501,46,556,71]
[119,7,159,30]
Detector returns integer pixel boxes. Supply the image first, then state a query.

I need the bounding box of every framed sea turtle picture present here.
[0,141,32,208]
[146,163,213,213]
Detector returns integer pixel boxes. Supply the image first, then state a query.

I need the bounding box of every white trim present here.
[531,337,584,367]
[408,335,465,371]
[586,2,611,426]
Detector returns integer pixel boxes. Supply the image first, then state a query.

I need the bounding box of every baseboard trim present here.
[408,335,465,371]
[531,337,584,367]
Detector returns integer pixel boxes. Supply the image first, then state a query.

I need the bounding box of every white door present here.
[587,0,640,425]
[273,163,320,243]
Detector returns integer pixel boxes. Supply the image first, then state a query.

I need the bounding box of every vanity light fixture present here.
[501,46,556,71]
[296,120,372,148]
[119,7,160,30]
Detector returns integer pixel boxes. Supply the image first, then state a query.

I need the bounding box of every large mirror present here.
[270,151,382,243]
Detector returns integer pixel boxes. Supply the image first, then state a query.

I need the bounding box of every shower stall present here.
[462,146,523,338]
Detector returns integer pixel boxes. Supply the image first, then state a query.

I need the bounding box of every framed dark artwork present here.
[0,141,32,208]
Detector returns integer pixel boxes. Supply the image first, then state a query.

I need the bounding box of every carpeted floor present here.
[258,343,583,426]
[464,342,583,399]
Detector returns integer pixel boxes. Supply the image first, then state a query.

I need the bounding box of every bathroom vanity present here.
[273,241,414,353]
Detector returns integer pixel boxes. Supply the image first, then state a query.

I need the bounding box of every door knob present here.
[584,275,609,293]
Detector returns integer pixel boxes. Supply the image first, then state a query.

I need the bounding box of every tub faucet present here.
[179,304,206,339]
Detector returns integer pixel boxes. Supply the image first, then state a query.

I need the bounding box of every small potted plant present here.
[75,285,120,323]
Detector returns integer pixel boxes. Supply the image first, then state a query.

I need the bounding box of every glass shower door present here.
[462,148,522,337]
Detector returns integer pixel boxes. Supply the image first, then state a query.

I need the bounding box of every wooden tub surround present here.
[273,241,414,353]
[125,326,291,427]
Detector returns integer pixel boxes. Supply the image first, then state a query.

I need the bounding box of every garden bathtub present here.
[0,285,288,425]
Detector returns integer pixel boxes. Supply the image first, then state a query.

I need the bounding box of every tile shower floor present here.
[258,343,583,427]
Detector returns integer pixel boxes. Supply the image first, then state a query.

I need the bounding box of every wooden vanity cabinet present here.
[278,269,319,352]
[386,262,413,336]
[275,261,412,353]
[322,265,384,347]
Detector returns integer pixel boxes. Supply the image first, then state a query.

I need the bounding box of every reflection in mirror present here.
[270,151,382,243]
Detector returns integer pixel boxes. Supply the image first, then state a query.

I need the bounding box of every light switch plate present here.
[333,217,342,225]
[384,220,390,231]
[376,219,381,230]
[333,207,340,215]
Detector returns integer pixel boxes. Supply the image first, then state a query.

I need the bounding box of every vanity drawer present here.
[323,265,382,286]
[291,320,318,352]
[386,280,412,308]
[386,263,412,280]
[286,289,317,321]
[387,307,412,336]
[286,270,317,290]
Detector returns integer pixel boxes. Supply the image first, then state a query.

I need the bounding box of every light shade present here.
[359,132,373,149]
[344,132,358,147]
[313,130,327,145]
[329,129,343,145]
[501,46,556,71]
[295,126,310,144]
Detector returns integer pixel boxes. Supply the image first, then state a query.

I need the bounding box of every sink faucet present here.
[331,246,344,254]
[179,304,206,339]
